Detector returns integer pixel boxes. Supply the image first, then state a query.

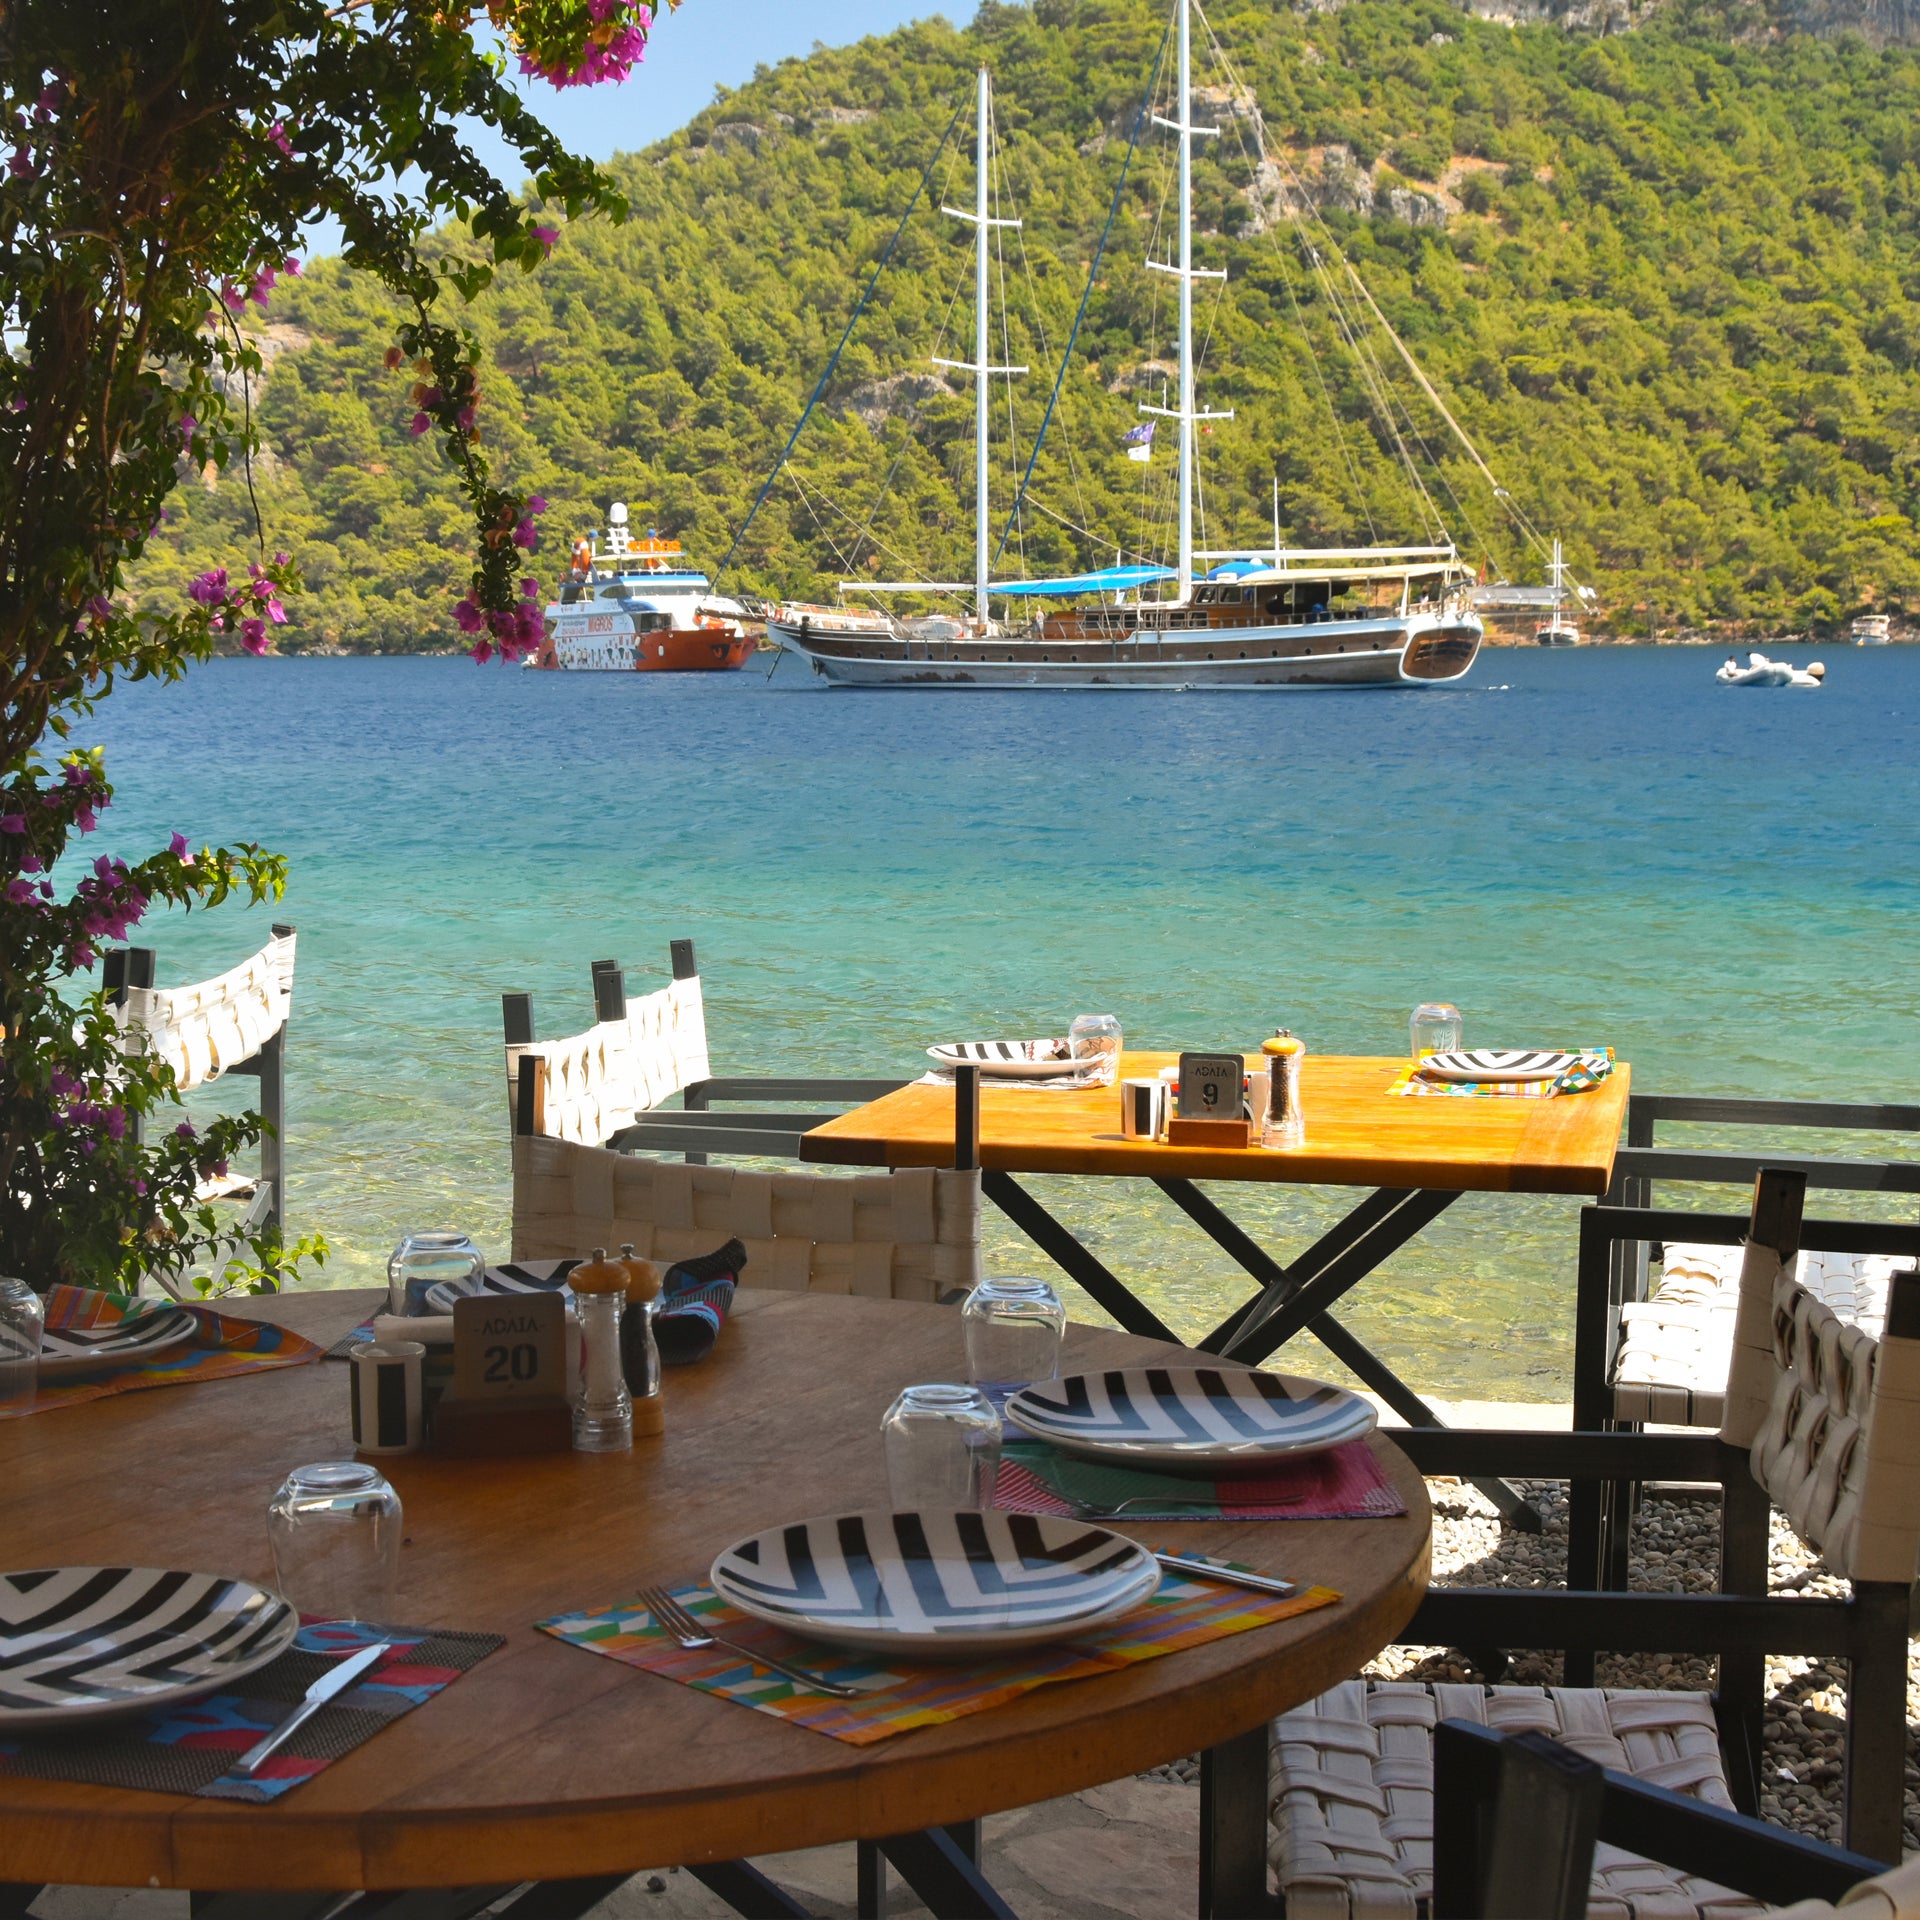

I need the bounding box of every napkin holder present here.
[429,1293,573,1457]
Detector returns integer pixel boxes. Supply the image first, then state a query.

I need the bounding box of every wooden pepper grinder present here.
[618,1243,665,1437]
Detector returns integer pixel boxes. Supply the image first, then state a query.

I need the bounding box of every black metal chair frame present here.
[1431,1717,1886,1920]
[1394,1170,1920,1862]
[502,938,908,1163]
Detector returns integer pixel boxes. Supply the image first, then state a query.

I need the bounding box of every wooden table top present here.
[0,1287,1430,1892]
[802,1051,1630,1196]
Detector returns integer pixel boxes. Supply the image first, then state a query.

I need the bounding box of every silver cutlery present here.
[1069,1491,1307,1519]
[1151,1553,1296,1598]
[235,1640,389,1778]
[639,1586,862,1699]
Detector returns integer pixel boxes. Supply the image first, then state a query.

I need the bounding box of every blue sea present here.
[75,643,1920,1400]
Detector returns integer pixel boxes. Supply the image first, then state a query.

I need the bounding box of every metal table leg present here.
[1201,1726,1275,1917]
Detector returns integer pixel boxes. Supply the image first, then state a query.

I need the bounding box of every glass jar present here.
[0,1276,43,1415]
[570,1248,632,1452]
[1409,1002,1464,1064]
[1069,1012,1123,1087]
[882,1384,1001,1510]
[963,1276,1066,1389]
[1261,1030,1306,1150]
[387,1231,485,1316]
[267,1461,402,1623]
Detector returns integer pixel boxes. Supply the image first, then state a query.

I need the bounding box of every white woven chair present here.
[1613,1242,1908,1427]
[106,926,297,1269]
[512,1132,982,1301]
[1275,1170,1920,1908]
[502,938,905,1160]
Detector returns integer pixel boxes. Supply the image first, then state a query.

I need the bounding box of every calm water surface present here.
[76,644,1920,1398]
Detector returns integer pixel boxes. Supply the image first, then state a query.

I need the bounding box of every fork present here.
[1068,1491,1308,1519]
[639,1586,863,1698]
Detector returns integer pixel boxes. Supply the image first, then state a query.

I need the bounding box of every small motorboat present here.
[1715,651,1825,688]
[1851,614,1891,646]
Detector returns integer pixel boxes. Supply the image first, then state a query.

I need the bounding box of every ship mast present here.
[936,68,1023,630]
[1142,0,1230,607]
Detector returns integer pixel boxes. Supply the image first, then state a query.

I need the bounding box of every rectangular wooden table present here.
[804,1051,1631,1524]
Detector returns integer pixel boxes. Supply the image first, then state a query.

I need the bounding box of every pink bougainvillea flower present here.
[527,494,549,514]
[169,832,191,859]
[250,266,278,307]
[513,517,538,549]
[268,598,288,624]
[4,878,35,904]
[188,567,228,606]
[0,813,23,833]
[220,282,246,314]
[19,855,42,872]
[267,120,293,158]
[240,618,269,654]
[73,807,98,833]
[533,223,559,253]
[521,577,540,598]
[284,257,301,276]
[7,149,31,180]
[454,405,476,432]
[8,395,25,413]
[469,638,495,665]
[409,412,431,436]
[104,1108,128,1142]
[453,598,485,634]
[175,1120,196,1139]
[179,413,197,444]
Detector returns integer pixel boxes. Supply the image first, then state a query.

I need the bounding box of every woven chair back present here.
[1722,1234,1920,1584]
[511,1133,982,1301]
[114,928,296,1091]
[506,974,710,1146]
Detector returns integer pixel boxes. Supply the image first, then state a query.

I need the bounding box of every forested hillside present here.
[139,0,1920,647]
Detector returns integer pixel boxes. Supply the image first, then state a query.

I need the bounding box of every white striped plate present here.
[40,1303,199,1379]
[1416,1049,1580,1084]
[0,1567,300,1729]
[709,1509,1160,1657]
[1005,1368,1375,1473]
[927,1039,1081,1080]
[421,1262,571,1316]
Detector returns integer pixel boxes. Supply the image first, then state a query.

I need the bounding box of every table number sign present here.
[433,1292,573,1455]
[1169,1051,1252,1148]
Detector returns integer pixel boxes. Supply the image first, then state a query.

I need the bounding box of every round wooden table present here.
[0,1286,1430,1896]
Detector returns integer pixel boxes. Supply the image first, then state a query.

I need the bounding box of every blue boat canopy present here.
[989,565,1179,599]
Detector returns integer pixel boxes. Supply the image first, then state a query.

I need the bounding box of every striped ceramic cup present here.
[350,1340,426,1454]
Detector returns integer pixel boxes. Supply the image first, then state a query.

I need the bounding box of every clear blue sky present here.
[481,0,953,173]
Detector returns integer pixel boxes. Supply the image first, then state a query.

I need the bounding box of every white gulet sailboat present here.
[765,2,1484,691]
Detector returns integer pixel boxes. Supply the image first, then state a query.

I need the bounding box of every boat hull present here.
[530,625,756,673]
[766,611,1482,689]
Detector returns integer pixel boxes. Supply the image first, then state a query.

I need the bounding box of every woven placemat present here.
[0,1619,502,1803]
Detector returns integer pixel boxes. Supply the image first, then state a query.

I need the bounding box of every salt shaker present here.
[568,1248,632,1452]
[617,1242,665,1438]
[1260,1030,1306,1150]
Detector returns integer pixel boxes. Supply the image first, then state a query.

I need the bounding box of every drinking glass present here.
[1069,1012,1123,1087]
[0,1276,42,1415]
[1409,1002,1463,1063]
[387,1231,485,1316]
[882,1384,1001,1510]
[963,1277,1066,1389]
[267,1462,403,1623]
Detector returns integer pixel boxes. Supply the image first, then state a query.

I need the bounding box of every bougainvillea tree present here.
[0,0,661,1290]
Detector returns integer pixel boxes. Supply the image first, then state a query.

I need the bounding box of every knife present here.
[1153,1552,1296,1598]
[235,1640,389,1778]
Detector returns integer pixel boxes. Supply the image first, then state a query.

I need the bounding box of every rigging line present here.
[716,94,967,589]
[1336,254,1552,571]
[1190,21,1376,539]
[1021,489,1165,569]
[1195,6,1449,548]
[788,465,964,602]
[783,469,862,582]
[992,10,1173,564]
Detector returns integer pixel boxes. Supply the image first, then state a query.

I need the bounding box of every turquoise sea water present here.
[76,644,1920,1399]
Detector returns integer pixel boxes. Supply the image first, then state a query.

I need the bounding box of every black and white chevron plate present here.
[1415,1048,1580,1084]
[421,1261,570,1316]
[709,1509,1160,1657]
[40,1304,198,1379]
[1005,1368,1376,1474]
[0,1566,300,1729]
[926,1039,1081,1080]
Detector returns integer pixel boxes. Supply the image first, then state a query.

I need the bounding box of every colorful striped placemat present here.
[4,1286,325,1419]
[991,1437,1405,1521]
[1388,1046,1615,1098]
[0,1619,502,1802]
[539,1560,1338,1746]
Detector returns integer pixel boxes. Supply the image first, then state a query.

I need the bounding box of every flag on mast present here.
[1123,420,1155,463]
